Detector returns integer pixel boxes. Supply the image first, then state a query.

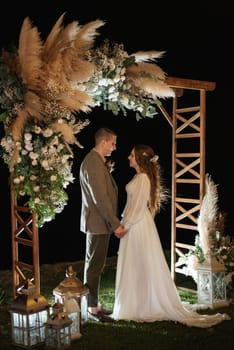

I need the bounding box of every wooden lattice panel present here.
[11,190,40,297]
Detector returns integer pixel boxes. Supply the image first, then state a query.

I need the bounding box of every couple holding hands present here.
[79,127,230,328]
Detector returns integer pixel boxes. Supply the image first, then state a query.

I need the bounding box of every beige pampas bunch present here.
[126,50,175,99]
[197,174,219,256]
[4,13,105,143]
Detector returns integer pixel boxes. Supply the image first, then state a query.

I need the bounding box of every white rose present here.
[34,126,41,134]
[43,128,53,137]
[24,133,32,141]
[50,175,57,181]
[13,178,21,184]
[29,152,39,160]
[41,160,50,169]
[32,159,38,166]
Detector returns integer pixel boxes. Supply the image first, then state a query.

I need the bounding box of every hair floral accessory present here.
[150,155,159,163]
[142,152,159,163]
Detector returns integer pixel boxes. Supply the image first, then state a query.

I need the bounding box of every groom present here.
[79,127,127,322]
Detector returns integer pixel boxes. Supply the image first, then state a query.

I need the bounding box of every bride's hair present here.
[134,144,168,216]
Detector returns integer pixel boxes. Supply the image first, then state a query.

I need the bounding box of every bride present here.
[112,144,230,328]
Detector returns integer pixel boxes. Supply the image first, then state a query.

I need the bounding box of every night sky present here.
[0,1,233,269]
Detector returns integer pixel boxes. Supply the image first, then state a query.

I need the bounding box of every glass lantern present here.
[63,292,81,339]
[53,265,89,338]
[9,279,50,349]
[45,307,72,349]
[197,253,230,308]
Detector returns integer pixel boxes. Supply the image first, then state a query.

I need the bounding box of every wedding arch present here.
[0,14,215,296]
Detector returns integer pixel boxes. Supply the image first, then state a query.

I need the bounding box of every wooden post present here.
[11,189,40,297]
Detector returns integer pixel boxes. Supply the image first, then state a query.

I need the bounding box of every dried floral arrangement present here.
[176,175,234,291]
[0,13,174,227]
[78,38,174,119]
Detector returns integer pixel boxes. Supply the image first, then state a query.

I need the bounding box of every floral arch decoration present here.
[0,13,175,227]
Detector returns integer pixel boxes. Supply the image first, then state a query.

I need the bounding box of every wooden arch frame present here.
[10,76,216,297]
[164,76,215,281]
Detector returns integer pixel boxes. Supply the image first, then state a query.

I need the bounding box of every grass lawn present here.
[0,254,233,350]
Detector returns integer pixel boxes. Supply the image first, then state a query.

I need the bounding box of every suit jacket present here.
[79,149,121,234]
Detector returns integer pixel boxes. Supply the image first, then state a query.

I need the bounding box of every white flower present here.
[108,86,115,93]
[25,143,33,151]
[41,160,50,169]
[13,178,21,184]
[110,91,119,99]
[113,76,122,84]
[24,133,32,141]
[98,78,109,86]
[34,126,41,134]
[42,128,53,137]
[50,175,57,181]
[137,106,144,112]
[29,152,39,160]
[32,159,38,166]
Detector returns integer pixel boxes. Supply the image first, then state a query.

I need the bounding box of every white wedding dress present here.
[112,173,230,328]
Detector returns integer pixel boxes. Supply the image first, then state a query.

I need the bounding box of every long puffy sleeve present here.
[121,173,151,229]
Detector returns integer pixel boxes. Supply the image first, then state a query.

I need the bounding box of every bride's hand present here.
[114,225,128,238]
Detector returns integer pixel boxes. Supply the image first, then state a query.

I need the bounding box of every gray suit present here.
[80,149,120,234]
[79,148,121,307]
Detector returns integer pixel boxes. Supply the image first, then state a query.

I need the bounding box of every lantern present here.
[196,253,230,308]
[63,292,81,339]
[45,302,72,349]
[53,265,89,339]
[9,279,49,349]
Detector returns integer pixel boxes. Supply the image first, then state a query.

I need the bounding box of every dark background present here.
[0,1,233,269]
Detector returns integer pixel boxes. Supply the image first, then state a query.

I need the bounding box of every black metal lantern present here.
[9,279,50,349]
